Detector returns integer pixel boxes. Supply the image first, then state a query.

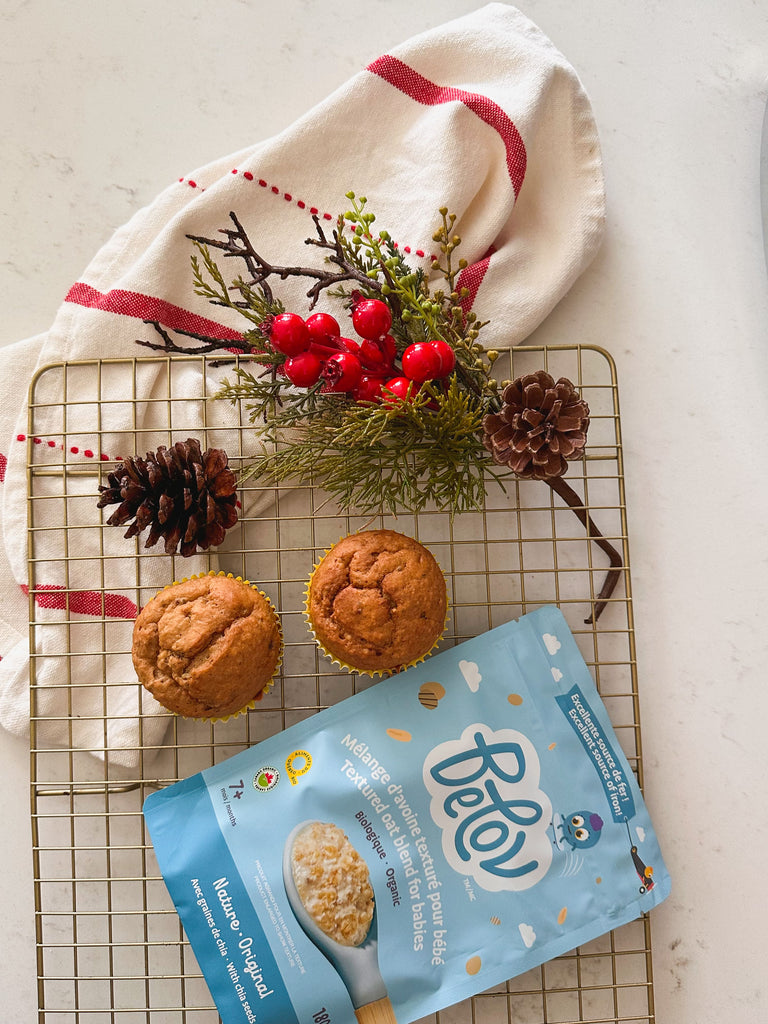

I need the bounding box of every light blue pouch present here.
[144,605,669,1024]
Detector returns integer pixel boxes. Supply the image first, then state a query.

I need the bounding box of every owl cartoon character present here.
[556,809,605,850]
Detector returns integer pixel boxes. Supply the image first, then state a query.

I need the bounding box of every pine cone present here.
[482,371,589,480]
[97,438,238,556]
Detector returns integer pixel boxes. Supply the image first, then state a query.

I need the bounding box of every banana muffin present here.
[132,573,282,718]
[306,529,447,675]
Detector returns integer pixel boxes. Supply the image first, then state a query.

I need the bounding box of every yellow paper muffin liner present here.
[303,537,449,679]
[148,570,283,722]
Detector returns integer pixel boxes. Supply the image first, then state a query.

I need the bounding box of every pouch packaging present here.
[144,606,670,1024]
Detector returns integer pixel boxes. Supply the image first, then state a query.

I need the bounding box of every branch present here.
[304,216,387,299]
[189,211,274,297]
[135,320,252,356]
[187,212,380,309]
[546,474,624,624]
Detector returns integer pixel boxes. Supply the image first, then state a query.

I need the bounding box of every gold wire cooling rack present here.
[26,346,655,1024]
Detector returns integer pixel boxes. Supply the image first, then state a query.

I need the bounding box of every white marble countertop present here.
[2,2,767,1022]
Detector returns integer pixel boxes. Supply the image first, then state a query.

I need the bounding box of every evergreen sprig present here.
[239,376,499,516]
[217,366,334,426]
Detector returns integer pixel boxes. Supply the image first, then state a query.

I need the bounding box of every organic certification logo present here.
[252,766,280,792]
[285,749,312,786]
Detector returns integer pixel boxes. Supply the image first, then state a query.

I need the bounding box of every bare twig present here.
[187,211,379,309]
[135,321,251,356]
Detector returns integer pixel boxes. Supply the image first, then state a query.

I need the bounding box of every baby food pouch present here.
[144,605,670,1024]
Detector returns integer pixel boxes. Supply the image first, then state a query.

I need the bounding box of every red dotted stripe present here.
[230,169,335,222]
[16,434,112,460]
[392,241,428,259]
[183,168,433,262]
[14,435,242,509]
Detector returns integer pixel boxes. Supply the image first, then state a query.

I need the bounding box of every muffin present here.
[132,572,282,718]
[306,529,447,675]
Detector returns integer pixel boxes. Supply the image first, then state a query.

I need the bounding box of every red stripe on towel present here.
[456,246,496,313]
[367,55,527,196]
[21,583,138,619]
[64,283,244,342]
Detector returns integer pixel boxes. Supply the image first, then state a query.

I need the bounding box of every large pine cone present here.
[97,438,238,556]
[482,371,590,480]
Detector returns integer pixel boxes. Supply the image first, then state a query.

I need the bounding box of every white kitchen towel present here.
[0,3,605,766]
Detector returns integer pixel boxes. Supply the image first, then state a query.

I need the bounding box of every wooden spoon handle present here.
[355,995,398,1024]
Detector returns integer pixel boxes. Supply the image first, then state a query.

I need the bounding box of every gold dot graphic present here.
[386,728,412,742]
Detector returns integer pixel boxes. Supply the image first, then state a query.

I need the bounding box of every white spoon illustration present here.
[282,821,397,1024]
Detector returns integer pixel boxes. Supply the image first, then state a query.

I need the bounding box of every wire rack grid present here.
[26,345,655,1024]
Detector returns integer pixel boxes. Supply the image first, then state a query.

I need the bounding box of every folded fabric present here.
[0,3,605,765]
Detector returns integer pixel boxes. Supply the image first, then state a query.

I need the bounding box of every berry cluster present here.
[265,297,456,404]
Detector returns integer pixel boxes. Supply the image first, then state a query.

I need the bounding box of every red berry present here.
[269,313,310,356]
[338,336,362,356]
[382,376,417,403]
[429,339,456,376]
[341,336,398,374]
[380,334,397,366]
[402,342,442,383]
[352,375,384,403]
[284,351,322,387]
[322,351,363,392]
[357,338,385,367]
[361,338,392,370]
[305,312,340,343]
[351,298,392,341]
[309,340,342,359]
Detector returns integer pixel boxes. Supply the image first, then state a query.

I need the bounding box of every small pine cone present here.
[482,371,590,480]
[97,438,238,557]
